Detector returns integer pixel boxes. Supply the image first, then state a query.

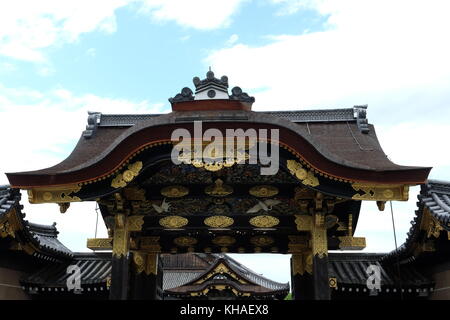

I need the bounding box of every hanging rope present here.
[94,203,99,239]
[389,201,403,300]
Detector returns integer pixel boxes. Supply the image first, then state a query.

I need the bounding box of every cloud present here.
[205,0,450,254]
[226,34,239,46]
[138,0,246,30]
[205,0,450,172]
[0,0,132,62]
[0,84,167,184]
[0,0,247,64]
[207,1,450,110]
[0,84,167,251]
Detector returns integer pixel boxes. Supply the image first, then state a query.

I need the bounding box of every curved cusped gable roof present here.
[6,106,430,190]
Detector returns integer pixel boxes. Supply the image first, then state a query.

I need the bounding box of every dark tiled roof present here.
[420,180,450,227]
[328,253,432,289]
[89,108,360,128]
[0,185,18,216]
[23,253,289,294]
[163,271,204,290]
[7,105,431,187]
[22,253,111,287]
[26,222,72,258]
[0,186,72,260]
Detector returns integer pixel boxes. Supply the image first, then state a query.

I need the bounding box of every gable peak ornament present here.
[169,68,255,109]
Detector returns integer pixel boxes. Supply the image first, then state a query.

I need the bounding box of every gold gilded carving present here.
[161,185,189,198]
[146,253,158,275]
[336,222,347,231]
[312,213,327,258]
[294,215,312,231]
[424,212,444,239]
[291,252,313,275]
[87,238,113,250]
[351,183,409,201]
[249,185,279,198]
[140,236,161,252]
[111,161,143,188]
[338,236,366,250]
[292,253,303,275]
[329,278,337,288]
[132,252,158,275]
[204,179,233,197]
[212,236,236,247]
[288,235,309,253]
[250,236,274,247]
[0,210,21,239]
[112,228,128,258]
[115,214,125,229]
[27,184,81,204]
[204,162,224,172]
[0,221,15,238]
[174,236,197,247]
[419,209,444,239]
[204,216,234,228]
[133,251,146,274]
[127,215,144,231]
[287,160,319,187]
[249,215,280,228]
[159,216,188,229]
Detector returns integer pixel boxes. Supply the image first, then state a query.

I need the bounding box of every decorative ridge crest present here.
[169,87,194,104]
[230,86,255,103]
[353,105,369,134]
[169,69,255,104]
[82,111,102,139]
[193,69,229,93]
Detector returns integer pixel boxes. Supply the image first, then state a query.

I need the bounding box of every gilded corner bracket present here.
[338,236,366,250]
[87,238,113,250]
[27,184,82,204]
[351,183,409,201]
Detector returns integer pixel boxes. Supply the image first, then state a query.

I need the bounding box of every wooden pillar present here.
[130,252,159,300]
[290,252,313,300]
[311,212,330,300]
[109,214,130,300]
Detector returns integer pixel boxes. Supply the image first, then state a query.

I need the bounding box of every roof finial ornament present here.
[169,69,255,105]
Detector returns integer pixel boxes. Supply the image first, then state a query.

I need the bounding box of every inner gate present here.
[6,71,430,300]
